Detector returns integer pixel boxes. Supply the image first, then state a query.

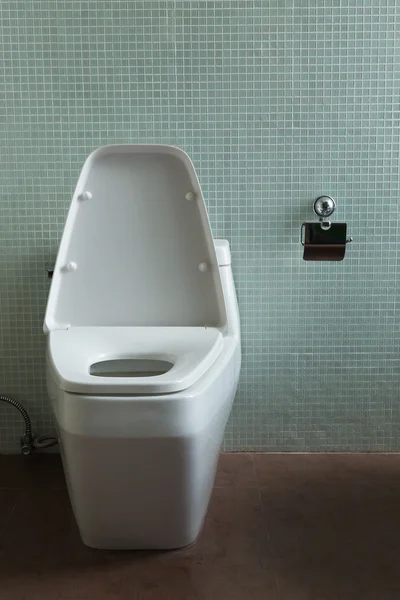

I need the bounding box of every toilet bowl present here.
[44,145,241,550]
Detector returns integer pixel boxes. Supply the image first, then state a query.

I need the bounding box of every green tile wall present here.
[1,0,399,453]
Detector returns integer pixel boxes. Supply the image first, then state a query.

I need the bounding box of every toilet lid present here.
[44,145,226,331]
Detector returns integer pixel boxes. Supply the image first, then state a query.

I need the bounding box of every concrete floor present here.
[0,452,399,599]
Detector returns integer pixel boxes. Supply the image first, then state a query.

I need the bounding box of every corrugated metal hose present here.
[0,394,58,455]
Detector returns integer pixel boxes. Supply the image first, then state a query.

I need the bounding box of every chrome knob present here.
[313,196,336,219]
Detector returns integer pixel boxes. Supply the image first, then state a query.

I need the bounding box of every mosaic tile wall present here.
[1,0,399,453]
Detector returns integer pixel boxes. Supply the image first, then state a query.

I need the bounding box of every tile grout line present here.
[252,454,283,600]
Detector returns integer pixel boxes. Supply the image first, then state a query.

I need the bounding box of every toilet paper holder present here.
[301,196,353,261]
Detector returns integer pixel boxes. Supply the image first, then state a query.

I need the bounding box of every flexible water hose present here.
[0,394,58,455]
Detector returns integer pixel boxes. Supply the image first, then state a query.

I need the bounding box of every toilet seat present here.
[48,326,223,394]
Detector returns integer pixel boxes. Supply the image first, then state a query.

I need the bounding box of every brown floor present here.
[0,453,399,600]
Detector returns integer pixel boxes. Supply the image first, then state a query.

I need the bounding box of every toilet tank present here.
[214,240,240,340]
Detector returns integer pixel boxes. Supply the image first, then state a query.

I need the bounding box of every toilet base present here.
[59,401,232,550]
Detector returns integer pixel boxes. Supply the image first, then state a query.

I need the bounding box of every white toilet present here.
[44,145,241,550]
